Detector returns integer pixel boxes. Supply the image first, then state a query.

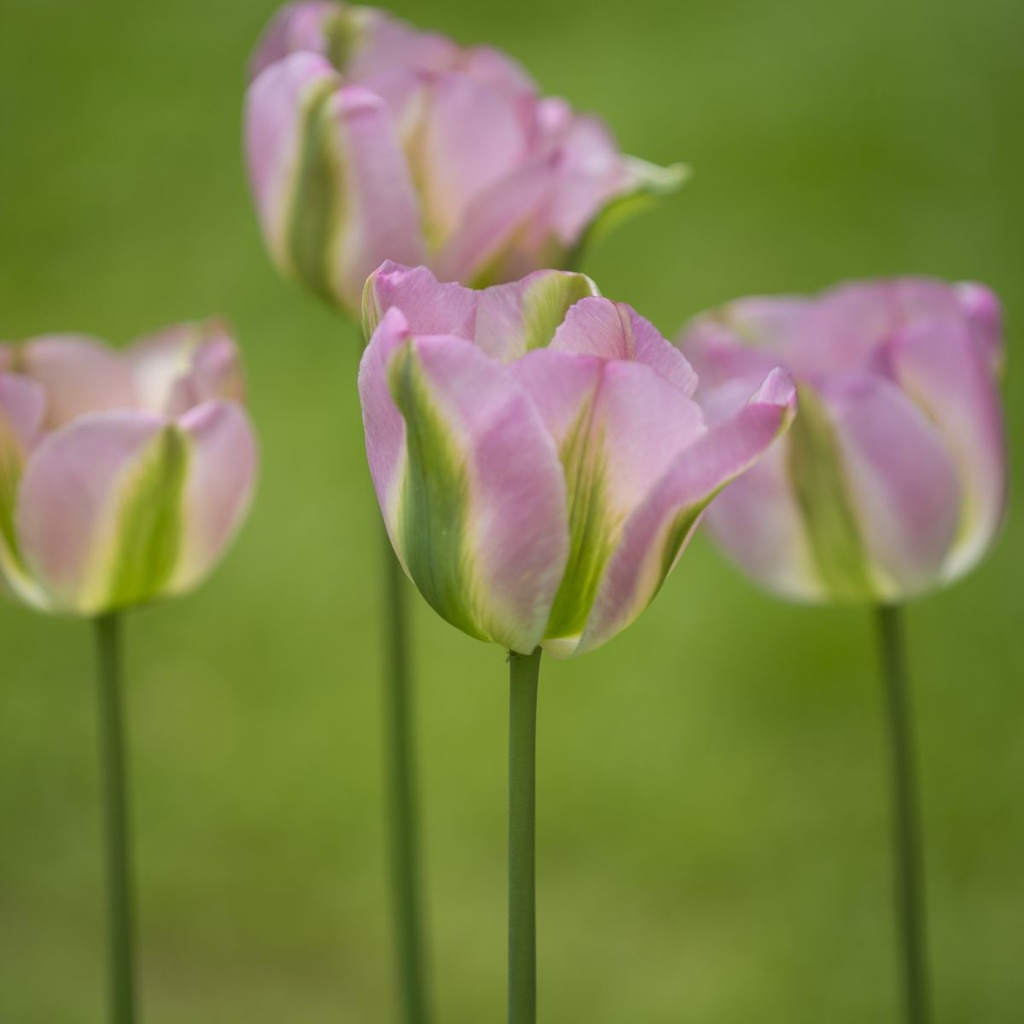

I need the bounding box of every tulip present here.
[360,262,797,657]
[680,276,1008,1024]
[0,320,258,615]
[246,2,684,318]
[679,277,1007,604]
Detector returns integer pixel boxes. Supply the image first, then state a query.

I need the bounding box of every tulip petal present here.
[167,402,258,595]
[127,320,245,415]
[363,262,478,341]
[359,308,419,541]
[510,350,706,653]
[246,52,340,277]
[318,86,426,312]
[815,371,961,599]
[0,373,46,600]
[460,46,536,97]
[363,324,568,652]
[342,7,459,80]
[551,296,697,394]
[18,335,137,429]
[248,1,340,80]
[17,413,190,614]
[433,155,559,287]
[955,282,1004,374]
[474,270,599,362]
[887,317,1006,581]
[577,369,796,655]
[417,72,530,242]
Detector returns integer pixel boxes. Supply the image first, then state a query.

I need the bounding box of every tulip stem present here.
[508,647,541,1024]
[382,531,431,1024]
[94,612,137,1024]
[875,604,931,1024]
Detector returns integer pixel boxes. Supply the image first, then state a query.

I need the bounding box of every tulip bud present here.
[246,2,685,318]
[360,263,795,656]
[0,322,258,615]
[679,278,1007,602]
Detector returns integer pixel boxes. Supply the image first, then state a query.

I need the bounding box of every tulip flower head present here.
[360,262,796,657]
[0,322,258,615]
[679,278,1007,603]
[246,2,684,318]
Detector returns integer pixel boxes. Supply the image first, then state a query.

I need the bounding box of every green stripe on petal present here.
[388,344,487,642]
[104,425,189,609]
[323,9,362,72]
[288,79,346,304]
[544,407,619,640]
[521,273,596,353]
[787,383,876,600]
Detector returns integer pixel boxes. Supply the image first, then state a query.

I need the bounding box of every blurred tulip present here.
[360,262,795,656]
[0,321,257,615]
[246,2,684,317]
[680,278,1007,603]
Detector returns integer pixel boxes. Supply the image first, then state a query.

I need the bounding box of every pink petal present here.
[344,9,460,80]
[417,71,530,240]
[578,369,796,655]
[817,370,961,598]
[459,46,537,98]
[678,310,790,396]
[248,1,339,80]
[358,307,415,543]
[0,373,47,599]
[473,270,599,362]
[363,322,569,653]
[887,317,1006,582]
[551,296,698,394]
[168,401,258,594]
[955,281,1004,374]
[545,114,628,244]
[18,334,137,429]
[16,412,173,613]
[322,85,426,313]
[127,320,245,416]
[433,154,559,286]
[245,52,341,270]
[363,262,478,342]
[510,350,706,654]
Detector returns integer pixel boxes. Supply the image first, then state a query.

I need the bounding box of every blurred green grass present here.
[0,0,1021,1020]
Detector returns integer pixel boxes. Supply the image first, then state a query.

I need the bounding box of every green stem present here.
[508,647,541,1024]
[382,530,430,1024]
[94,612,137,1024]
[875,605,931,1024]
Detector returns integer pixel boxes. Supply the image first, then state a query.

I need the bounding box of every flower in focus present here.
[679,278,1007,603]
[0,321,258,615]
[246,2,684,317]
[360,262,795,656]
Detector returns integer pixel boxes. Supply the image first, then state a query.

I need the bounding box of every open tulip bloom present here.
[360,261,796,1021]
[246,1,684,318]
[680,277,1008,1024]
[0,321,257,1024]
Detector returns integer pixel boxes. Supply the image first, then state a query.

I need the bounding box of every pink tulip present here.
[679,278,1007,602]
[0,321,258,615]
[246,2,684,317]
[359,263,796,656]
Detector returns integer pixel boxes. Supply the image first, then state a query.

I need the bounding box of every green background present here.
[1,0,1021,1020]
